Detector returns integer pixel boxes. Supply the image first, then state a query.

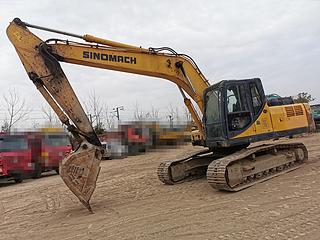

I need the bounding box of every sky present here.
[0,0,319,128]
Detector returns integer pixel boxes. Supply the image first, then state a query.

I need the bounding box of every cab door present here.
[225,82,252,139]
[226,79,273,141]
[248,81,273,136]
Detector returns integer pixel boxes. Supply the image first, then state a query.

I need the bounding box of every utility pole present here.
[167,115,173,128]
[88,114,95,124]
[113,106,124,121]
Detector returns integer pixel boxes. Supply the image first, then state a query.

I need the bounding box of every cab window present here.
[205,89,221,124]
[226,84,251,132]
[227,85,248,113]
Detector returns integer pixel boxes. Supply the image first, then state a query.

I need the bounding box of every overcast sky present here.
[0,0,319,127]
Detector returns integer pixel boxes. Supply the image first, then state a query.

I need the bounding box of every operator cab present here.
[203,78,265,149]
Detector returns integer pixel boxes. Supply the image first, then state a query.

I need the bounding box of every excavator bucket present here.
[60,141,103,212]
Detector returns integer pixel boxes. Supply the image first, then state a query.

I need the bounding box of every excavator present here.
[7,18,311,212]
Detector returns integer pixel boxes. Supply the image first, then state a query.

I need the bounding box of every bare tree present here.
[148,105,160,120]
[104,106,116,130]
[183,107,192,123]
[167,103,179,123]
[42,104,59,124]
[133,101,144,121]
[85,90,105,134]
[32,120,40,130]
[2,88,29,132]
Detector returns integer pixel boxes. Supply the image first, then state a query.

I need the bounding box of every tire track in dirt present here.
[199,202,320,240]
[0,201,5,223]
[43,194,61,212]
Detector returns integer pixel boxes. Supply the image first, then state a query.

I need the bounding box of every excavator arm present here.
[6,18,210,211]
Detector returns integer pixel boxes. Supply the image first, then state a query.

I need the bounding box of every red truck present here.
[40,131,72,174]
[0,131,71,183]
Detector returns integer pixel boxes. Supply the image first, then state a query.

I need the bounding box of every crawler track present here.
[157,148,217,184]
[207,142,308,191]
[158,142,308,191]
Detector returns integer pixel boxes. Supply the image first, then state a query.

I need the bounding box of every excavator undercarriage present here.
[158,142,308,191]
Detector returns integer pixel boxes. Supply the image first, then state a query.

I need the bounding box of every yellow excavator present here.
[7,18,311,212]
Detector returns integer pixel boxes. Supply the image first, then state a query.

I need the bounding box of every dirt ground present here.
[1,133,320,240]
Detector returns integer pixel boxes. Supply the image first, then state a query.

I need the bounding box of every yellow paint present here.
[13,31,22,41]
[233,103,309,139]
[41,151,49,157]
[40,127,65,133]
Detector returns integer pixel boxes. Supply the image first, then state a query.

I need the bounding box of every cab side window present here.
[249,83,263,114]
[227,84,248,113]
[226,84,251,132]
